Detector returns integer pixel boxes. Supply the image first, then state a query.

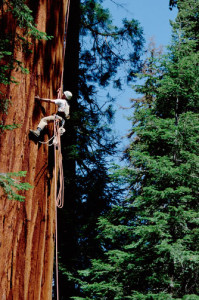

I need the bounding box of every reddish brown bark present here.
[0,1,69,299]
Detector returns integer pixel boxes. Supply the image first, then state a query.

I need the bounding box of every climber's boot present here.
[29,127,42,137]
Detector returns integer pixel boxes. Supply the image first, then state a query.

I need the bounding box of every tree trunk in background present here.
[0,0,69,299]
[58,0,80,298]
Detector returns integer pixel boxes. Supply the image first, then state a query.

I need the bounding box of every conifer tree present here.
[57,0,144,298]
[74,0,199,299]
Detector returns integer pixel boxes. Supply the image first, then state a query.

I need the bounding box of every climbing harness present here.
[38,122,65,146]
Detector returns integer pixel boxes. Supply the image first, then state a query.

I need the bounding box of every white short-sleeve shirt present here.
[54,99,70,117]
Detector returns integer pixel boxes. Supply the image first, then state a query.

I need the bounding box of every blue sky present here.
[106,0,177,47]
[102,0,177,149]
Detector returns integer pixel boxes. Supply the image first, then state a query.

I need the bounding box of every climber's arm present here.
[35,95,56,103]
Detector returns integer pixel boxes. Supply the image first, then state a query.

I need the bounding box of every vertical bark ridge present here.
[0,1,69,298]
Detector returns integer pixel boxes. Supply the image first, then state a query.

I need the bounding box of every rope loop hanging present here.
[54,117,64,300]
[54,117,64,208]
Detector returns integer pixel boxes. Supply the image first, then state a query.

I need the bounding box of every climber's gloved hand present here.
[35,95,40,100]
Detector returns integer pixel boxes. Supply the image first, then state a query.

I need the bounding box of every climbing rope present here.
[54,118,64,208]
[38,124,65,146]
[54,1,71,298]
[38,135,54,146]
[57,0,71,98]
[53,117,64,300]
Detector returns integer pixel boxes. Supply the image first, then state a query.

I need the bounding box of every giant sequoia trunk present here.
[0,1,70,299]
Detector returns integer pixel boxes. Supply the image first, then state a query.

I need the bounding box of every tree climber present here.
[30,90,72,137]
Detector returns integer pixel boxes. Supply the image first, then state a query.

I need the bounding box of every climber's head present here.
[63,91,72,100]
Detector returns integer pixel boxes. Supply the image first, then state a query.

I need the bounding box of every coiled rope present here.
[39,118,65,298]
[53,117,64,300]
[39,135,55,146]
[54,118,64,209]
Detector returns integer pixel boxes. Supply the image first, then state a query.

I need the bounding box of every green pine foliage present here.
[0,171,33,201]
[75,0,145,215]
[5,0,52,40]
[0,123,20,132]
[74,0,199,299]
[80,0,144,88]
[58,0,144,297]
[0,0,52,114]
[0,1,50,199]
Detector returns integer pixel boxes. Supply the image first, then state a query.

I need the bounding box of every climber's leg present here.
[37,116,55,130]
[30,115,56,137]
[29,127,42,137]
[30,115,63,137]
